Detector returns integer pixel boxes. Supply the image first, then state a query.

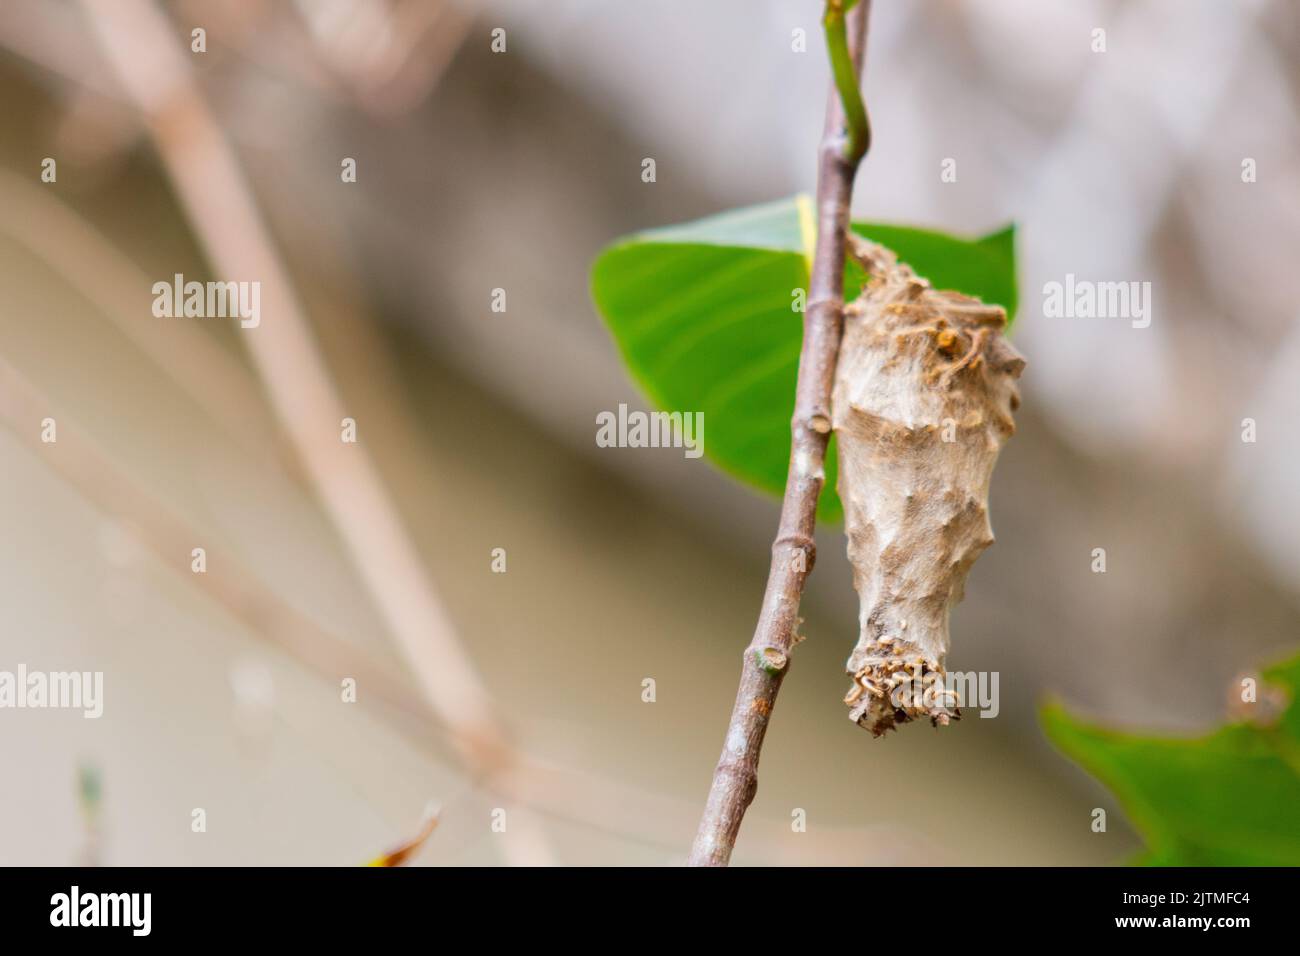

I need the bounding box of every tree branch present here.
[687,0,872,867]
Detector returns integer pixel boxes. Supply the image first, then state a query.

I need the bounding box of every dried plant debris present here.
[833,234,1025,736]
[366,801,441,867]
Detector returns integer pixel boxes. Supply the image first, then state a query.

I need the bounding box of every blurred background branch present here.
[79,0,551,865]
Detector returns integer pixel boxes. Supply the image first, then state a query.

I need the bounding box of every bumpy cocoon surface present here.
[833,236,1025,736]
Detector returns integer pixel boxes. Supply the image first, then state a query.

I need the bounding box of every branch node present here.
[754,646,790,675]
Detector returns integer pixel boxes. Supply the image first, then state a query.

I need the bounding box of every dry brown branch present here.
[687,0,873,867]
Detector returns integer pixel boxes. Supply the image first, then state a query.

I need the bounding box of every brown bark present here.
[687,0,872,867]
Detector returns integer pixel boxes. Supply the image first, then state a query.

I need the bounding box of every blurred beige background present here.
[0,0,1296,865]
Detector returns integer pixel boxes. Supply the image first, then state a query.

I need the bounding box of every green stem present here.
[823,0,871,162]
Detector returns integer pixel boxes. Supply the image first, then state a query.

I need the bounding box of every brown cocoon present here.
[833,235,1025,736]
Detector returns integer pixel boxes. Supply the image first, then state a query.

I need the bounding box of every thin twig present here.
[687,0,872,867]
[823,0,871,163]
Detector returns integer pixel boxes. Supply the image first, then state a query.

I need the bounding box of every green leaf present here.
[590,196,1018,521]
[1041,652,1300,866]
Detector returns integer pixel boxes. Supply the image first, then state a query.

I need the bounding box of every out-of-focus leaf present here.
[590,196,1017,522]
[1041,652,1300,866]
